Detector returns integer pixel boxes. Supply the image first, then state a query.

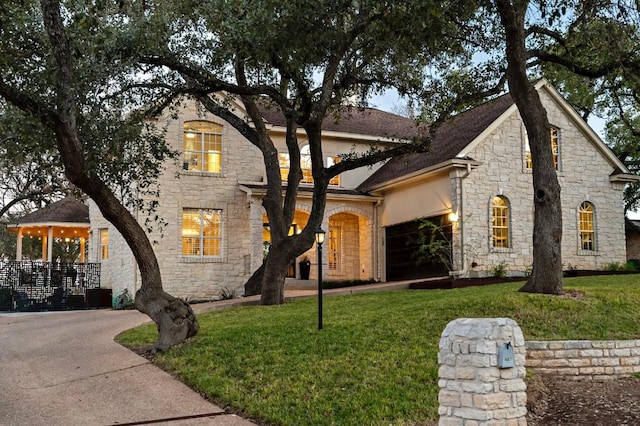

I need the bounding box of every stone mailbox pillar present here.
[438,318,527,425]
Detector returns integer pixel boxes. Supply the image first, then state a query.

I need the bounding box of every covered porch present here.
[1,197,108,311]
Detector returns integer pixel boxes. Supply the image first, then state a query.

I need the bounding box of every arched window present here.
[278,145,313,183]
[524,126,560,170]
[579,202,595,251]
[183,121,223,173]
[300,145,313,183]
[278,145,341,185]
[492,196,509,248]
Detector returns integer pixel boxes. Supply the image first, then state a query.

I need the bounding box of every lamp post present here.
[315,226,326,330]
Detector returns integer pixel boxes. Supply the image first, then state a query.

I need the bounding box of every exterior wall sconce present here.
[448,210,459,223]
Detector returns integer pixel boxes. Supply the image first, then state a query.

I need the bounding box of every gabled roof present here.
[257,104,421,140]
[10,197,89,226]
[358,80,638,192]
[358,93,515,192]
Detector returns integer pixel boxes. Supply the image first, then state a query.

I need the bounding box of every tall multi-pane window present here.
[279,153,291,182]
[183,121,222,173]
[182,209,222,257]
[579,202,595,251]
[327,156,341,186]
[278,146,341,185]
[492,196,509,248]
[328,226,341,271]
[99,229,109,260]
[525,126,559,170]
[300,145,313,183]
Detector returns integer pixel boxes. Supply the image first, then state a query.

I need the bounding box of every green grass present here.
[117,274,640,426]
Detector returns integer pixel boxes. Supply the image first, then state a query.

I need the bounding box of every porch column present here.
[79,237,86,263]
[16,228,23,261]
[46,226,54,262]
[42,236,47,262]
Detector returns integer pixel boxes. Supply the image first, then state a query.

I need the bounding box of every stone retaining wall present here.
[526,340,640,380]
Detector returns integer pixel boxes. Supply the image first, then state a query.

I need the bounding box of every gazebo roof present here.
[7,197,90,239]
[11,197,89,226]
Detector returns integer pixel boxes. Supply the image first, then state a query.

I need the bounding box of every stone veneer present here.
[438,318,528,426]
[526,340,640,380]
[457,88,627,276]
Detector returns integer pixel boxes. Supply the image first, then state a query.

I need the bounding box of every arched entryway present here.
[262,210,310,278]
[326,208,373,282]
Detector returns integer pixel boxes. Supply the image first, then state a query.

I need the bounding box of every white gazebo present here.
[7,197,90,262]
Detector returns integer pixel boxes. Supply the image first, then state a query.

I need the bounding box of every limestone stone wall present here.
[526,340,640,380]
[438,318,527,426]
[459,88,627,276]
[87,201,137,299]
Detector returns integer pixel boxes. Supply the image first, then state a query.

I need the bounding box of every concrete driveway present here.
[0,309,255,426]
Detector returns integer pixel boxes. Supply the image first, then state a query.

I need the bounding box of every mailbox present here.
[498,341,515,368]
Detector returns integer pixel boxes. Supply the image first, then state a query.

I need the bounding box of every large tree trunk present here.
[259,229,318,305]
[39,0,199,350]
[495,0,563,294]
[260,251,290,305]
[244,264,264,296]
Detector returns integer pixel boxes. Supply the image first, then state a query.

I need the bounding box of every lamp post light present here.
[315,226,326,330]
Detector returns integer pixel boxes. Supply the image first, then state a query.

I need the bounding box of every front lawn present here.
[117,275,640,425]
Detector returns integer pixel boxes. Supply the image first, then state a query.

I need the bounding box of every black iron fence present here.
[0,261,106,311]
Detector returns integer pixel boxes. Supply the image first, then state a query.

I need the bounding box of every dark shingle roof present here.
[358,94,515,192]
[14,197,89,225]
[257,105,421,140]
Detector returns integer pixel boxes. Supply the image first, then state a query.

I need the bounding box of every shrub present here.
[524,264,533,278]
[219,287,237,300]
[603,262,624,271]
[490,262,507,279]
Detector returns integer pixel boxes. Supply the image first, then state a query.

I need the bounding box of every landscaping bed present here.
[409,270,638,290]
[409,276,525,290]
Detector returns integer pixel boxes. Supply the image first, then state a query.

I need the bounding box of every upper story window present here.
[579,202,595,251]
[183,121,222,173]
[182,208,222,257]
[525,126,559,170]
[279,145,341,186]
[492,196,510,248]
[99,229,109,261]
[327,155,341,186]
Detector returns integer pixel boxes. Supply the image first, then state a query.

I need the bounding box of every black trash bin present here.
[299,259,311,280]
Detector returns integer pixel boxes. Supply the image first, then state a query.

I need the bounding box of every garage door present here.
[385,215,451,281]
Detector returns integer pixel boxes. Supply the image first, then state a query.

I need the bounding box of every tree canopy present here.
[0,0,198,350]
[112,0,488,304]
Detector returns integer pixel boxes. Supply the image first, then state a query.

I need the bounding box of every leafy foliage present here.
[0,0,178,233]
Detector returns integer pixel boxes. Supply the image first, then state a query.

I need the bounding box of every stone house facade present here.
[89,80,636,299]
[88,97,408,300]
[360,80,636,280]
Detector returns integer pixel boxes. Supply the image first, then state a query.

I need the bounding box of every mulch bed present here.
[409,276,525,290]
[409,270,637,290]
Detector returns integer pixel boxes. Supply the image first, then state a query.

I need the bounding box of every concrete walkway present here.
[0,281,415,426]
[0,309,255,425]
